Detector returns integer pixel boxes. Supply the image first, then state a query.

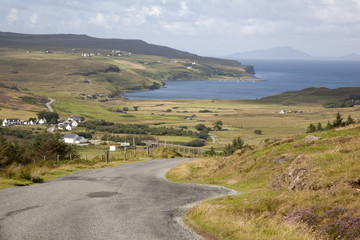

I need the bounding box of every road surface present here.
[46,98,54,112]
[0,158,233,240]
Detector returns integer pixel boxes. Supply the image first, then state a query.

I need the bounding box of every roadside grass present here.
[0,147,183,190]
[167,126,360,240]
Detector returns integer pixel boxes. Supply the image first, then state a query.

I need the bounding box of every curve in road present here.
[0,158,234,240]
[45,98,55,112]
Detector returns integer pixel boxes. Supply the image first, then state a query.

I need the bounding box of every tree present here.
[223,136,244,156]
[123,107,129,112]
[306,123,317,133]
[332,112,343,128]
[37,111,59,124]
[325,121,333,130]
[31,133,78,161]
[205,146,216,156]
[253,130,262,135]
[133,106,139,111]
[345,115,355,125]
[195,124,207,131]
[317,123,323,131]
[213,120,223,131]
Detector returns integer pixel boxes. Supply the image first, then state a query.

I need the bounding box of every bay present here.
[123,59,360,100]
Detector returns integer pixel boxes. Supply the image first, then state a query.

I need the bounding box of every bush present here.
[223,136,244,156]
[254,130,262,135]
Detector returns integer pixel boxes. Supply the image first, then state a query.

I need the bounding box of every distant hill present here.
[259,87,360,105]
[226,46,312,60]
[0,31,243,67]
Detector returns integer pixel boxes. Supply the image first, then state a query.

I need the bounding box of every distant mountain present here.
[226,46,312,60]
[0,31,242,67]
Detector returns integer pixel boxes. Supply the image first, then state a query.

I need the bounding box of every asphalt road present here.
[0,158,233,240]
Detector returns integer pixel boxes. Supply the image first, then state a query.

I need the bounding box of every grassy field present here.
[167,125,360,240]
[2,86,360,148]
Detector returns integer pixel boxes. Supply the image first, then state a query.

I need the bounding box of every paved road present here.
[0,158,233,240]
[45,98,54,112]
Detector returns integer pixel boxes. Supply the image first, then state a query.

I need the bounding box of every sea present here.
[123,59,360,100]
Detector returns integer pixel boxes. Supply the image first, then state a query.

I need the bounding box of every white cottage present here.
[63,133,87,144]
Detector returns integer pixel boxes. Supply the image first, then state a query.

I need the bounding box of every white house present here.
[63,133,87,144]
[68,116,82,123]
[279,109,287,114]
[38,118,47,125]
[70,120,79,127]
[2,118,21,127]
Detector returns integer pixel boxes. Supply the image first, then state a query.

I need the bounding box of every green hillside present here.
[0,43,254,96]
[168,125,360,240]
[260,87,360,105]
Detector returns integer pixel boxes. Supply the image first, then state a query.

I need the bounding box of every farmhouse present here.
[2,118,21,127]
[63,133,87,144]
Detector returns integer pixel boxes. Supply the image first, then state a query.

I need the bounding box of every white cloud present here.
[6,8,18,24]
[90,13,107,26]
[178,1,188,16]
[144,6,162,16]
[30,14,38,25]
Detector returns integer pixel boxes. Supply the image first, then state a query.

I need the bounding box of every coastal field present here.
[2,87,360,149]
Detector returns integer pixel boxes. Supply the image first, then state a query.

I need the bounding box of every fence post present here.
[106,151,109,163]
[124,147,127,161]
[57,155,60,161]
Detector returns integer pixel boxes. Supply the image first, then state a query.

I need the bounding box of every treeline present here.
[323,95,360,108]
[0,132,77,169]
[306,112,356,133]
[80,120,196,137]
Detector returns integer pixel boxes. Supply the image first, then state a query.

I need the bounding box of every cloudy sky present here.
[1,0,360,57]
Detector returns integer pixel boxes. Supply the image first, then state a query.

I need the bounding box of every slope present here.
[168,126,360,240]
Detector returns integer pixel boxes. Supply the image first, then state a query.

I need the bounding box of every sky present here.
[1,0,360,58]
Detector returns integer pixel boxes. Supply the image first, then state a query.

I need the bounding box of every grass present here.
[0,146,184,190]
[167,125,360,240]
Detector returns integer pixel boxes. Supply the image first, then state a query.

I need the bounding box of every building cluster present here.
[2,116,84,131]
[279,109,303,114]
[2,118,47,127]
[57,116,83,131]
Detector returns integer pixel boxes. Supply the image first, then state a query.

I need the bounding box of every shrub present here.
[223,136,244,156]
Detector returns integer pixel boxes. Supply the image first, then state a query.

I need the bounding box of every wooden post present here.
[124,147,127,161]
[106,151,109,163]
[101,155,103,161]
[70,154,72,161]
[57,155,60,161]
[44,156,46,161]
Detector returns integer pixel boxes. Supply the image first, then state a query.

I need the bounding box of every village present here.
[2,116,87,144]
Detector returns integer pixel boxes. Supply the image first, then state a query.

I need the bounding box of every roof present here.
[69,116,82,121]
[63,133,78,139]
